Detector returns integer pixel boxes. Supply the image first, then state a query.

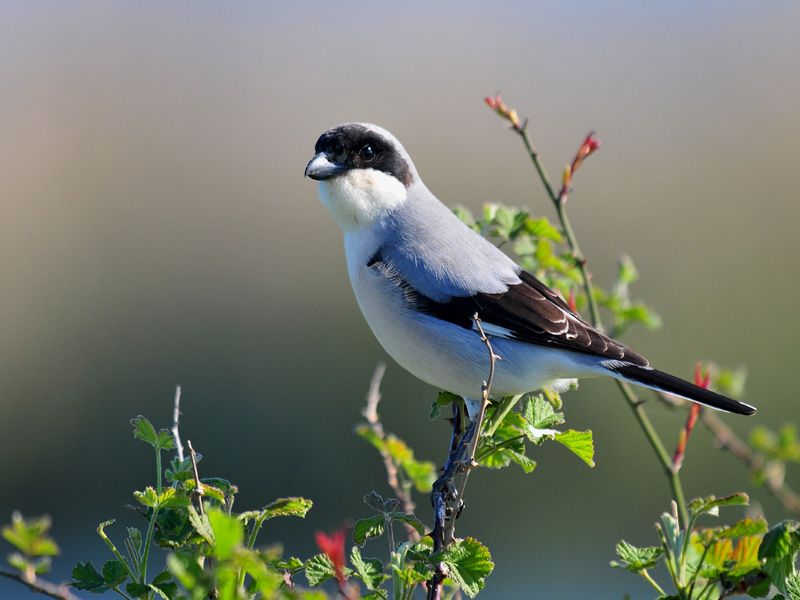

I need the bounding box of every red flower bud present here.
[567,288,577,313]
[570,132,601,175]
[315,527,347,583]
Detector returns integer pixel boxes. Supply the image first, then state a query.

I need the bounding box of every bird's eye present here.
[359,145,376,161]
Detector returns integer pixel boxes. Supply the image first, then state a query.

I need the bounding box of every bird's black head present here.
[305,123,413,186]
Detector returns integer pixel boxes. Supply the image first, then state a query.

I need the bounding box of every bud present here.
[484,94,523,130]
[570,132,601,174]
[567,288,578,313]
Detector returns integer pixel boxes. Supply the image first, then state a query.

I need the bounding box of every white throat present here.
[318,168,407,232]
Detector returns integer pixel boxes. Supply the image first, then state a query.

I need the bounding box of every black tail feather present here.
[609,364,756,416]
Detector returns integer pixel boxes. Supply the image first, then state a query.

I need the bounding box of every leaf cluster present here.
[613,493,800,599]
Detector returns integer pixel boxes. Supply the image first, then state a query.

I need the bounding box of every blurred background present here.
[2,1,799,598]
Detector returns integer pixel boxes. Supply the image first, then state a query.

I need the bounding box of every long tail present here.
[606,363,756,415]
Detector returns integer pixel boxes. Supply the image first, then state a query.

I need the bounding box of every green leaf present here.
[435,537,494,598]
[431,391,461,419]
[717,517,768,539]
[207,508,243,560]
[131,415,158,447]
[126,582,151,598]
[610,540,664,572]
[350,546,387,591]
[390,513,427,536]
[259,497,313,520]
[508,449,537,473]
[353,515,385,546]
[523,216,563,242]
[758,521,800,593]
[554,429,595,467]
[305,553,336,587]
[785,572,800,600]
[71,561,108,592]
[759,521,800,561]
[133,487,159,508]
[2,512,59,557]
[525,395,564,430]
[101,560,128,587]
[131,415,175,451]
[187,506,214,545]
[688,493,749,519]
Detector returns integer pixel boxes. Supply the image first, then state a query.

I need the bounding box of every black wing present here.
[370,253,648,367]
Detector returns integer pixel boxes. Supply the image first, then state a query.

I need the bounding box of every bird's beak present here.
[305,153,346,181]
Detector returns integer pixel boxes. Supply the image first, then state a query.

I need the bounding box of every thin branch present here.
[512,121,689,527]
[187,439,204,516]
[700,410,800,513]
[171,385,184,462]
[0,570,83,600]
[653,389,800,515]
[360,362,420,543]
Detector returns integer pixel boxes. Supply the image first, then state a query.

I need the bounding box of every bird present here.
[304,122,756,418]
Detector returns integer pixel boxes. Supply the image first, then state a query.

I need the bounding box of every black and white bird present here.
[305,123,756,418]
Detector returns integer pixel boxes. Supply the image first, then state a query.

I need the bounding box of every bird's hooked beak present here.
[305,153,347,181]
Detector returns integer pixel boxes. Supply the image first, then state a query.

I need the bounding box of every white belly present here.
[346,246,596,399]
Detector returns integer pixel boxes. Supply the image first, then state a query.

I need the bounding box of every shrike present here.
[305,123,755,417]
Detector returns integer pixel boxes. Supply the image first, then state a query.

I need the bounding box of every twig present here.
[653,389,800,514]
[427,314,499,600]
[700,410,800,513]
[187,440,204,516]
[361,363,420,543]
[171,385,184,462]
[0,570,83,600]
[512,120,690,527]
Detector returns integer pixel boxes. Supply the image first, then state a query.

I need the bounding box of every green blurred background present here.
[2,1,799,598]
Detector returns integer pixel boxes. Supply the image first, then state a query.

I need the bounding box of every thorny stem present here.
[427,315,499,600]
[0,570,83,600]
[514,123,689,527]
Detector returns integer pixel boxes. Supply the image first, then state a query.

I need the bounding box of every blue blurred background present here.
[1,1,799,598]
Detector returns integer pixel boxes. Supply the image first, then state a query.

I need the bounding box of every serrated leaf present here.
[260,497,313,520]
[133,487,159,508]
[718,518,768,539]
[688,493,749,518]
[353,515,385,546]
[305,553,336,587]
[436,537,494,598]
[102,560,128,586]
[525,395,564,430]
[555,429,595,467]
[131,415,159,447]
[785,572,800,599]
[187,506,214,545]
[350,546,387,591]
[71,561,108,592]
[611,540,664,572]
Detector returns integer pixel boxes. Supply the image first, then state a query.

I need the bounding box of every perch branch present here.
[0,570,82,600]
[427,314,499,600]
[187,439,204,516]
